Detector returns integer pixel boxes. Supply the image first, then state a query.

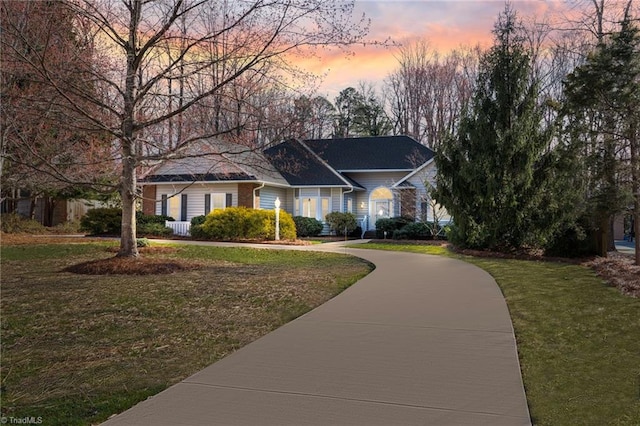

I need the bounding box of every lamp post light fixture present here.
[274,197,281,241]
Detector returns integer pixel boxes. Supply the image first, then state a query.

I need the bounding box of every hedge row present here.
[191,207,296,241]
[79,208,174,237]
[375,216,447,240]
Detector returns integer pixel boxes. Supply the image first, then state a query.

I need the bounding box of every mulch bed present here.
[63,256,203,275]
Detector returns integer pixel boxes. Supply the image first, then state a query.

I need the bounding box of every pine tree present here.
[434,5,566,251]
[562,7,640,260]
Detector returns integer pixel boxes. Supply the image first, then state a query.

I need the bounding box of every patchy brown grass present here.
[0,232,105,245]
[586,252,640,298]
[0,239,372,425]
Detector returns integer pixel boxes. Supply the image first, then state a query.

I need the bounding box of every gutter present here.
[253,182,265,209]
[342,186,354,213]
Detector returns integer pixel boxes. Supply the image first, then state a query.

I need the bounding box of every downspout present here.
[253,182,265,209]
[342,186,354,213]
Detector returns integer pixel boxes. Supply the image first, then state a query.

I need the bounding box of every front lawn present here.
[356,242,640,426]
[0,239,372,425]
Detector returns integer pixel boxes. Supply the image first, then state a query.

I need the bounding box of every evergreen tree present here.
[434,5,567,251]
[562,7,640,260]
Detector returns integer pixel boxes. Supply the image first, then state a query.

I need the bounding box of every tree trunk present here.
[596,216,610,257]
[117,0,140,258]
[630,119,640,264]
[29,196,37,220]
[608,217,616,251]
[118,146,139,257]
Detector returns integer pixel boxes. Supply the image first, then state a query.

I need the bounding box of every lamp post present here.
[274,197,281,241]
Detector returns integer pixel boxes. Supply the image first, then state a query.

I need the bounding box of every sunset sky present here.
[307,0,570,99]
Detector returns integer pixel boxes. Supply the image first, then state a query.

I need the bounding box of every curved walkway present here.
[102,241,531,425]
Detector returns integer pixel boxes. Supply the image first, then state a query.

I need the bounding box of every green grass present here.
[351,242,450,256]
[359,242,640,426]
[0,241,372,425]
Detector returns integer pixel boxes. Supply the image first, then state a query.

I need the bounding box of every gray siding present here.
[260,187,288,210]
[406,163,450,222]
[345,171,408,230]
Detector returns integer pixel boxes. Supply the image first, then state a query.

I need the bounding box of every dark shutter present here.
[204,194,211,215]
[181,194,188,221]
[225,193,232,208]
[161,194,167,216]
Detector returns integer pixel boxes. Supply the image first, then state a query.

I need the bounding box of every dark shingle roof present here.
[263,139,354,187]
[304,135,434,171]
[144,173,254,183]
[141,140,289,186]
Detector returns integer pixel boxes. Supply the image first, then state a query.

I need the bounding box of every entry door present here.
[374,200,390,225]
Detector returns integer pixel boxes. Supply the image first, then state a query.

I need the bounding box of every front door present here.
[370,186,394,230]
[373,200,390,226]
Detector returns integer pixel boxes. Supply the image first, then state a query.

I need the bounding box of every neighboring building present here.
[2,189,106,226]
[140,136,443,235]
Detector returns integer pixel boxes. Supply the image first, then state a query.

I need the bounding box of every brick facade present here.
[238,183,257,208]
[142,185,157,215]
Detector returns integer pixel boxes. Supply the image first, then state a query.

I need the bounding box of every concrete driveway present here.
[102,241,531,425]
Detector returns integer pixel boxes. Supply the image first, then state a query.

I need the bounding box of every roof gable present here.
[142,140,288,186]
[263,139,354,187]
[303,135,434,171]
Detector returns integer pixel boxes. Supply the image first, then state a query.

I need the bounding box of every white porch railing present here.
[166,221,191,236]
[360,215,368,238]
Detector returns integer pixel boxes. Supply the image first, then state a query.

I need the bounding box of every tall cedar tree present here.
[562,8,640,261]
[435,5,565,251]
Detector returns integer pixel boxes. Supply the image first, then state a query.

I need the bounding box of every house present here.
[2,189,107,227]
[140,136,441,235]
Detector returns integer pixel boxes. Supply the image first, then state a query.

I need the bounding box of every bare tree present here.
[384,41,481,149]
[2,0,369,257]
[1,1,117,223]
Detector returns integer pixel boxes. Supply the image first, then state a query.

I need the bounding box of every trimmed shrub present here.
[293,216,324,237]
[136,212,175,225]
[201,207,251,240]
[393,222,432,240]
[325,212,357,237]
[200,207,296,241]
[80,208,122,235]
[375,216,414,239]
[189,215,208,239]
[81,209,175,236]
[190,215,207,226]
[137,222,174,237]
[246,209,296,240]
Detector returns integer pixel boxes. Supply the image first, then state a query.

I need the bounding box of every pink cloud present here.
[304,1,573,97]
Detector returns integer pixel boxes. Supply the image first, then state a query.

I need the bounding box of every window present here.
[321,197,330,221]
[347,198,353,213]
[205,193,232,214]
[169,197,180,220]
[161,194,181,220]
[302,198,317,218]
[181,194,188,221]
[295,190,334,221]
[161,194,168,216]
